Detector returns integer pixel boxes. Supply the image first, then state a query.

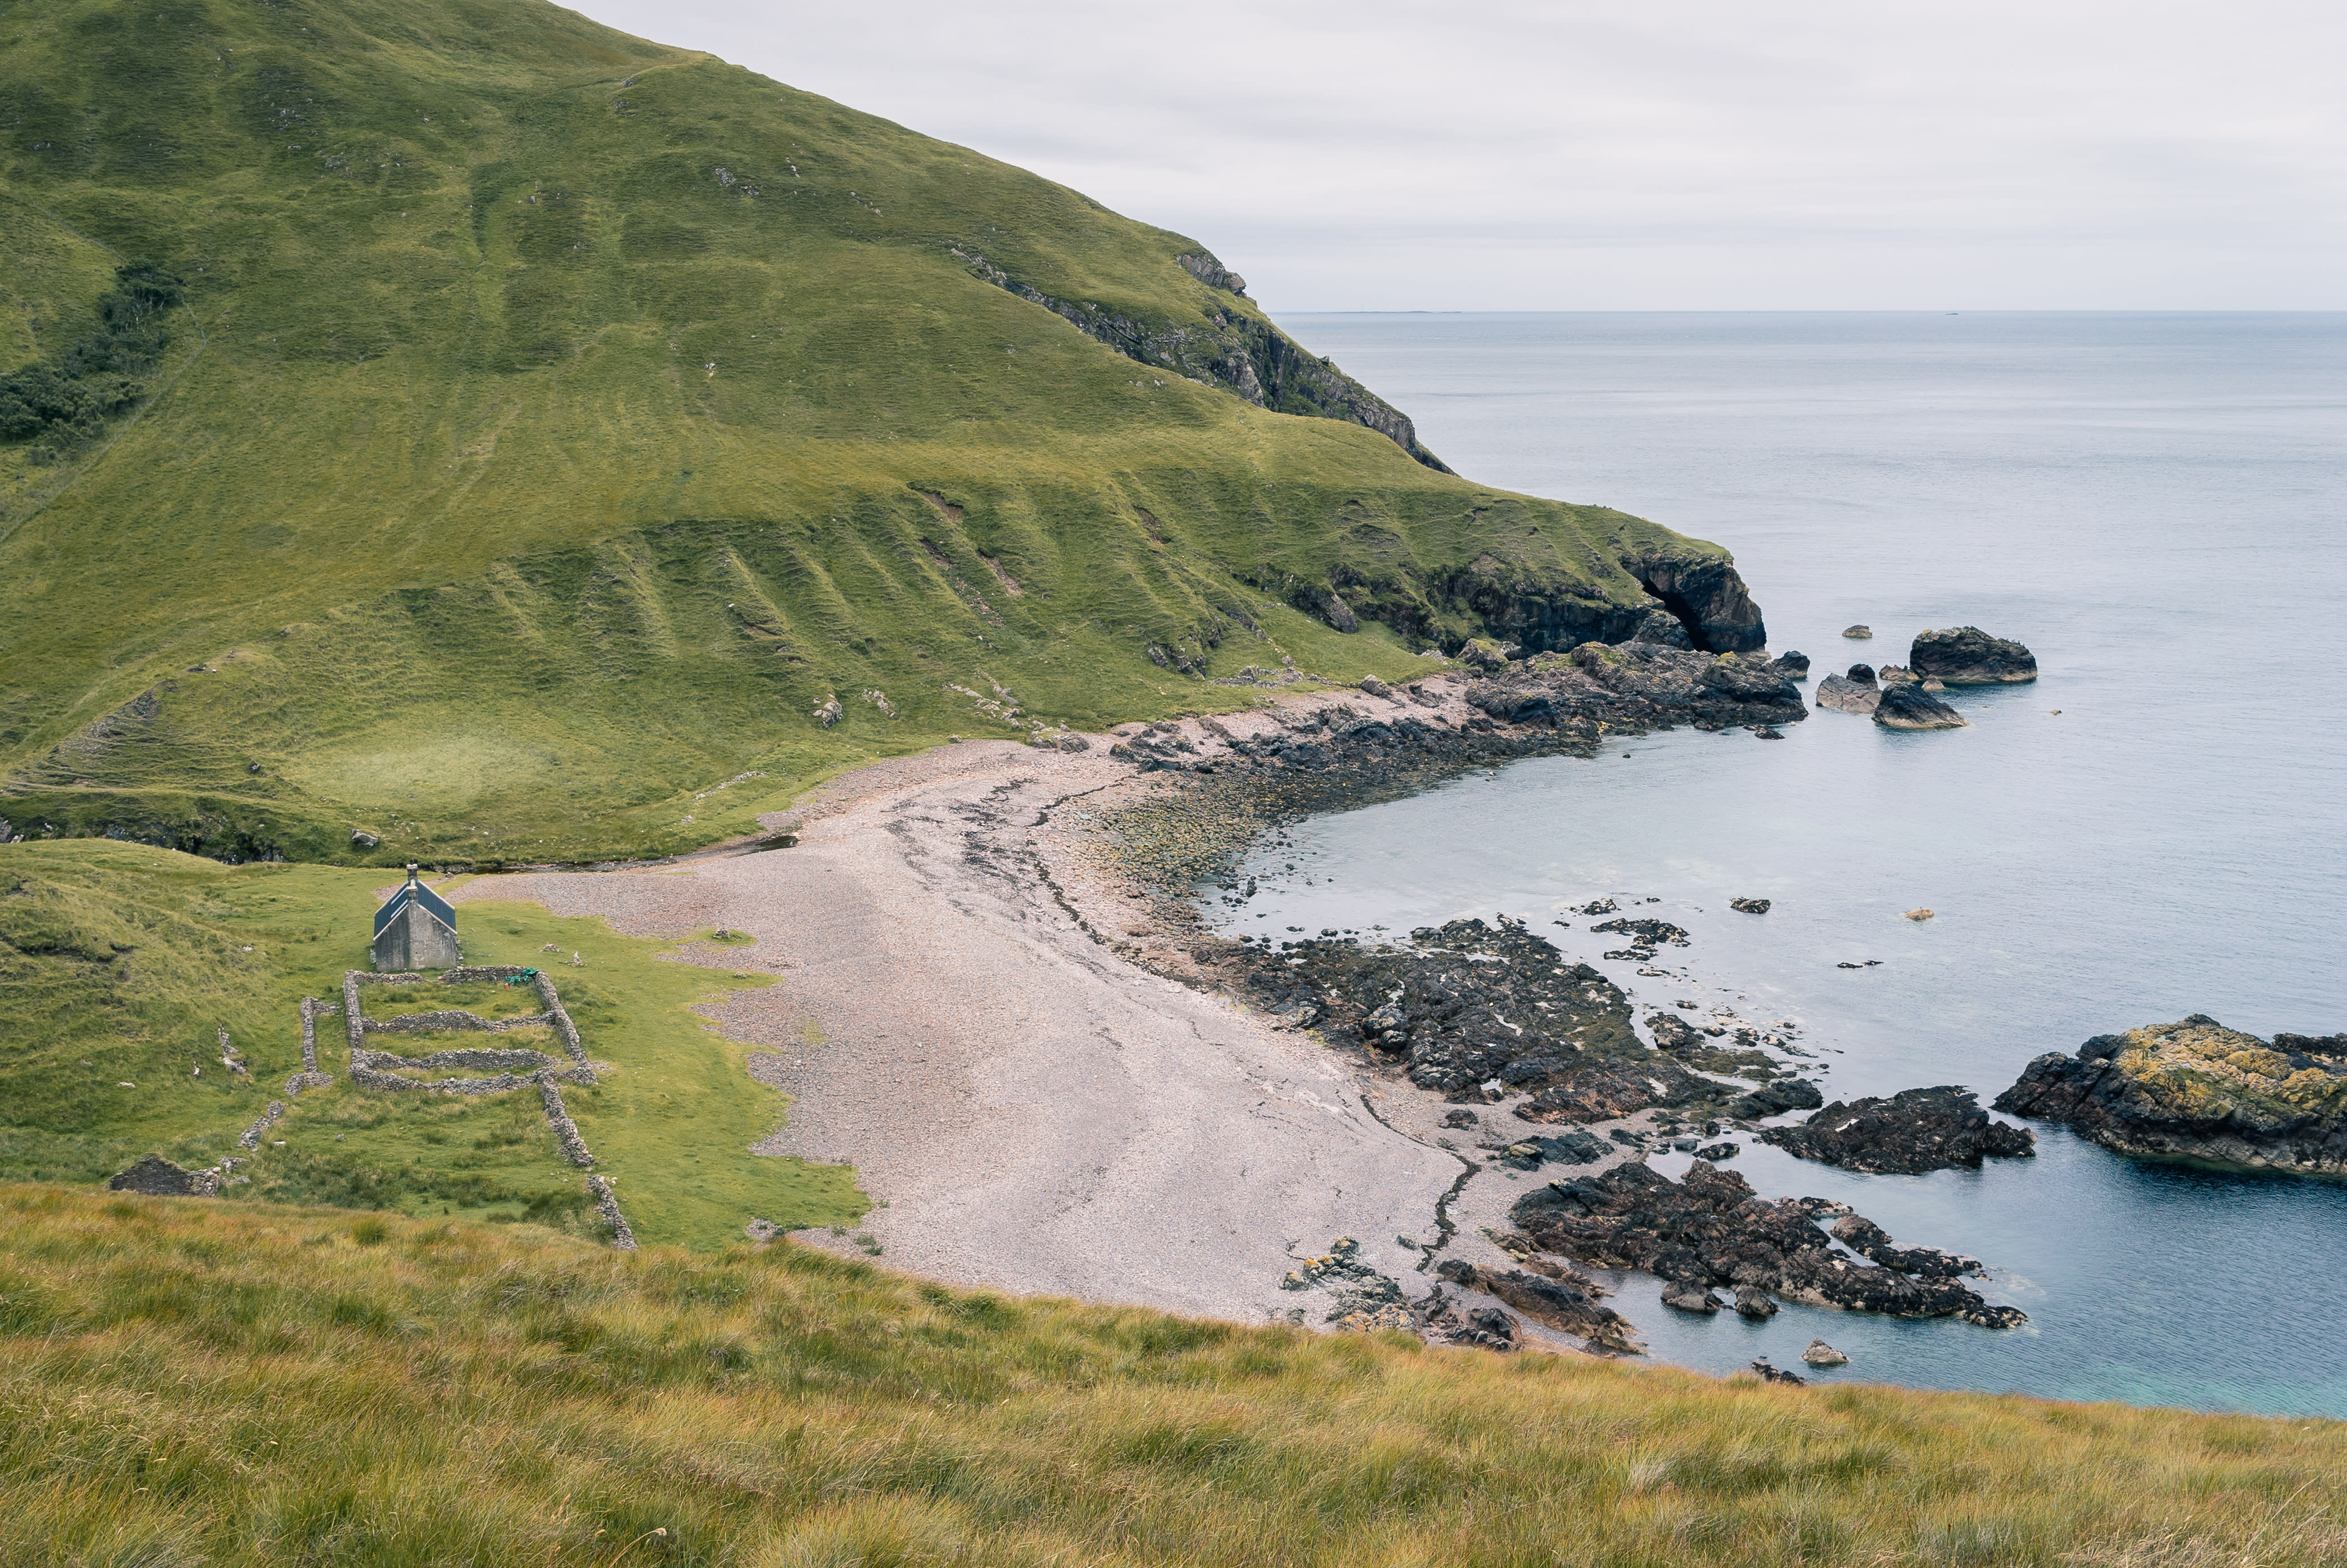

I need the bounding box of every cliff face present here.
[954,246,1452,472]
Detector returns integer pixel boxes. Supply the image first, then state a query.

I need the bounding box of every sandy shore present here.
[464,711,1501,1325]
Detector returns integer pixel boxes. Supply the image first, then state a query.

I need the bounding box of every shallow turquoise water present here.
[1213,312,2347,1415]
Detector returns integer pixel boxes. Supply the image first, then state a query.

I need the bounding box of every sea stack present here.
[1815,664,1882,714]
[1910,627,2038,684]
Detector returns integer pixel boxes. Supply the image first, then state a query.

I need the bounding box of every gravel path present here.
[465,737,1459,1324]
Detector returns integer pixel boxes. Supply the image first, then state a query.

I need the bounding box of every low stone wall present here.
[442,965,531,984]
[285,1071,332,1095]
[588,1174,637,1250]
[237,1100,287,1150]
[364,1008,554,1036]
[532,971,589,1066]
[357,1044,557,1074]
[539,1076,597,1168]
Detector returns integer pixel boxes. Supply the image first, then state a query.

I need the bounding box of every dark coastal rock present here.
[108,1155,222,1196]
[1829,1215,1983,1279]
[1463,643,1806,735]
[1877,665,1918,686]
[1628,607,1694,648]
[1873,683,1968,730]
[1996,1016,2347,1176]
[1510,1161,2025,1326]
[1725,1078,1825,1120]
[1436,1257,1642,1352]
[1814,671,1881,715]
[1803,1339,1850,1367]
[1504,1130,1609,1166]
[1911,626,2038,685]
[1729,897,1771,914]
[1627,553,1768,654]
[1751,1358,1807,1384]
[1695,1141,1740,1160]
[1441,1108,1480,1129]
[1515,1059,1741,1125]
[1662,1281,1725,1313]
[1589,916,1689,948]
[1771,651,1810,679]
[1758,1086,2036,1174]
[1231,916,1647,1097]
[1733,1285,1779,1320]
[1647,1011,1704,1051]
[1842,625,1872,639]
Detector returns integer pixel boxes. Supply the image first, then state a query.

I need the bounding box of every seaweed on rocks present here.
[1222,915,1649,1098]
[1759,1086,2036,1174]
[1510,1161,2026,1328]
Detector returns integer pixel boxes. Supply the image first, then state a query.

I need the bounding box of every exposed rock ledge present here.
[1996,1017,2347,1176]
[1759,1085,2036,1173]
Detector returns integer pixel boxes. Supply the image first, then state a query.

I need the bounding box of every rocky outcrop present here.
[1843,625,1872,639]
[1771,651,1810,679]
[1802,1339,1850,1366]
[1465,644,1805,732]
[1434,1257,1643,1353]
[108,1155,221,1196]
[954,245,1450,470]
[1911,626,2037,685]
[1627,554,1767,653]
[1815,666,1881,715]
[1511,1162,2025,1326]
[1627,608,1693,648]
[1995,1016,2347,1176]
[1730,897,1771,915]
[1873,684,1968,730]
[1234,915,1645,1098]
[1759,1086,2036,1173]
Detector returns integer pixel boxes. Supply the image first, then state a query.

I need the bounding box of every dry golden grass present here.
[3,1184,2342,1567]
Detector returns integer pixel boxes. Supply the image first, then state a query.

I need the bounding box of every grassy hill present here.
[0,0,1752,867]
[5,1185,2344,1567]
[0,840,864,1248]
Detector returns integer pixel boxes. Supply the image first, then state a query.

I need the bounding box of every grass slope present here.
[4,1186,2344,1567]
[0,0,1728,864]
[0,840,864,1247]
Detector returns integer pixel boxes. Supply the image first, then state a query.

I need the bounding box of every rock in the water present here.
[1695,1141,1739,1160]
[1829,1214,1983,1278]
[1726,1078,1825,1120]
[1662,1282,1724,1313]
[108,1155,222,1197]
[1759,1086,2036,1174]
[1751,1357,1807,1384]
[1996,1016,2347,1177]
[1815,670,1882,715]
[1465,643,1806,731]
[1730,897,1771,914]
[1877,664,1918,686]
[1511,1161,2025,1325]
[1873,683,1968,730]
[1843,625,1872,639]
[1911,626,2038,685]
[1771,650,1810,678]
[1733,1285,1779,1320]
[1904,907,1935,921]
[1802,1339,1850,1366]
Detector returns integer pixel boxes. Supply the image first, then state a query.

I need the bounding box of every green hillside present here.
[0,840,864,1248]
[0,0,1754,866]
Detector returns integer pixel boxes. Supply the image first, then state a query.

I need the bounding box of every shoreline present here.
[457,658,1952,1357]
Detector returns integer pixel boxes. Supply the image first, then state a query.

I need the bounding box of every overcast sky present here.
[570,0,2347,312]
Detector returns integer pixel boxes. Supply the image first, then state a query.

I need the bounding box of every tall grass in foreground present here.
[3,1185,2341,1567]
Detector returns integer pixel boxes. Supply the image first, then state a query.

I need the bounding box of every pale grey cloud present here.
[567,0,2347,308]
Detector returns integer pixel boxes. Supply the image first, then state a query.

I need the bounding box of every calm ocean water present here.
[1222,313,2347,1415]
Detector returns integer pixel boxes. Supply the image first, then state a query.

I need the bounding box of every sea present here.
[1211,312,2347,1416]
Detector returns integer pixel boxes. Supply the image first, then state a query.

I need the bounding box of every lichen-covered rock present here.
[1873,683,1968,730]
[1911,626,2038,685]
[1996,1016,2347,1176]
[1759,1086,2036,1174]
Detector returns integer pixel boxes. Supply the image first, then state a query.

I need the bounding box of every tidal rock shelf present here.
[1513,1161,2027,1329]
[1998,1016,2347,1176]
[1759,1086,2036,1174]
